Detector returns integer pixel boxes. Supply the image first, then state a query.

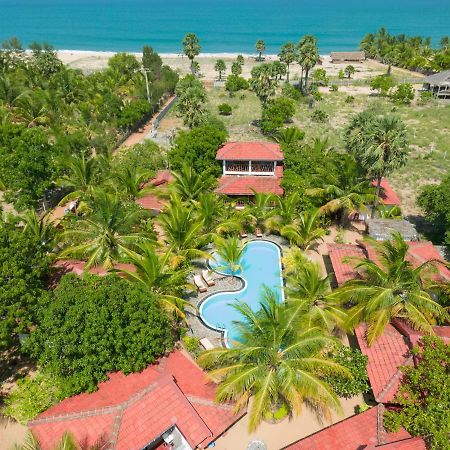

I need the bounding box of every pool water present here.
[200,240,284,346]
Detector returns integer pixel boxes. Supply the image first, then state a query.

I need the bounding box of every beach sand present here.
[57,50,406,81]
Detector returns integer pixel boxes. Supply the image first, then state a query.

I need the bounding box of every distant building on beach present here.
[330,51,365,63]
[422,70,450,99]
[215,141,284,199]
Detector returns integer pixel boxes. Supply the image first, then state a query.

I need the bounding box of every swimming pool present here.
[199,240,284,346]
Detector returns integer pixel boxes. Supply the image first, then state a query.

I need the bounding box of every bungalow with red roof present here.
[29,350,242,450]
[215,142,284,198]
[137,169,174,215]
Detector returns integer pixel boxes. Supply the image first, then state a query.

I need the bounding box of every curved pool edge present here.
[198,239,285,348]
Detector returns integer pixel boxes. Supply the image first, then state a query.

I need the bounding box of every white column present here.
[249,161,252,174]
[222,160,225,175]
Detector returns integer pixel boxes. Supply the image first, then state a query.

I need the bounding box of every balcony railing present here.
[223,160,275,176]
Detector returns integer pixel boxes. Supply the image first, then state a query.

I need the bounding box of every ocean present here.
[1,0,450,54]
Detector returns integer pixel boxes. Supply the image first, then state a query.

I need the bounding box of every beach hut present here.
[330,51,365,63]
[422,70,450,99]
[366,219,418,241]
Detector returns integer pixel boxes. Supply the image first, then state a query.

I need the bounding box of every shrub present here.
[418,90,434,105]
[182,335,202,356]
[3,372,70,423]
[389,83,415,105]
[327,345,369,398]
[345,95,355,103]
[356,403,371,414]
[311,108,329,122]
[261,97,296,134]
[383,337,450,450]
[264,403,289,422]
[117,100,151,131]
[113,140,165,173]
[329,84,338,92]
[282,83,302,101]
[370,74,396,96]
[225,74,249,97]
[218,103,232,115]
[25,274,174,395]
[312,68,329,86]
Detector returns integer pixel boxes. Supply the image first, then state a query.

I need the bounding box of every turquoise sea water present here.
[200,240,283,346]
[1,0,449,53]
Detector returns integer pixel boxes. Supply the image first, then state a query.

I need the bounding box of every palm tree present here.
[308,157,376,226]
[255,40,266,61]
[248,191,275,232]
[57,154,104,205]
[194,192,226,234]
[171,165,209,202]
[198,289,348,431]
[249,64,278,106]
[266,192,300,233]
[281,208,325,251]
[278,43,297,82]
[214,236,246,275]
[110,166,153,201]
[377,205,402,219]
[60,189,153,269]
[298,36,319,90]
[182,33,201,74]
[286,261,347,333]
[214,59,226,80]
[157,198,211,266]
[273,126,305,146]
[20,209,57,250]
[330,233,448,346]
[113,242,194,320]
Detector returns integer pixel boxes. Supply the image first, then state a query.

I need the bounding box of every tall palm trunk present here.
[286,63,290,83]
[371,175,382,219]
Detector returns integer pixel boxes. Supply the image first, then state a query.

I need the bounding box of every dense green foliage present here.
[261,97,295,134]
[175,74,208,127]
[0,40,177,209]
[383,337,450,450]
[26,274,174,394]
[327,345,369,398]
[417,175,450,244]
[361,28,450,71]
[0,220,50,349]
[169,124,227,182]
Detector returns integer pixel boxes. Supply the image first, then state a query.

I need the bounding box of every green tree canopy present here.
[278,42,297,82]
[26,274,174,394]
[182,33,201,73]
[214,59,226,80]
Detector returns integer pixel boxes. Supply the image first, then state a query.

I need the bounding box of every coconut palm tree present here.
[157,198,211,266]
[266,192,300,233]
[20,209,57,250]
[278,43,297,82]
[182,33,201,74]
[308,158,376,226]
[110,166,153,201]
[113,242,194,320]
[213,235,246,275]
[57,154,104,205]
[286,261,347,333]
[60,189,153,269]
[194,192,228,234]
[214,59,226,80]
[248,191,275,232]
[249,64,278,106]
[330,232,449,346]
[273,126,305,146]
[171,165,210,202]
[281,208,325,251]
[298,36,319,90]
[198,289,348,431]
[255,40,266,61]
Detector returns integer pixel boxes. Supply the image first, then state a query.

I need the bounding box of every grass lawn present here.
[206,85,450,214]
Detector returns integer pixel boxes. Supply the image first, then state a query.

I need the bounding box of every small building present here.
[422,70,450,99]
[330,51,365,63]
[215,142,284,199]
[137,169,174,215]
[29,350,242,450]
[366,219,418,241]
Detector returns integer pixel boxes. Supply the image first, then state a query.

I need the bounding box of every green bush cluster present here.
[261,97,295,134]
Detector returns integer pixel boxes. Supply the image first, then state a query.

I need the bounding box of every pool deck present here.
[186,234,289,347]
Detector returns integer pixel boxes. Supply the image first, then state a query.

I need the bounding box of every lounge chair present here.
[202,270,215,287]
[255,228,263,238]
[194,275,207,293]
[240,230,248,238]
[200,337,215,350]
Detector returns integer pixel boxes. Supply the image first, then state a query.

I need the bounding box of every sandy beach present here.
[56,50,412,83]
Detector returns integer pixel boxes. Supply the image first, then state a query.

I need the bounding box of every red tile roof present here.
[372,179,401,206]
[283,405,424,450]
[29,350,241,449]
[52,260,135,277]
[150,170,174,187]
[327,244,365,285]
[355,324,413,403]
[137,193,167,212]
[365,437,427,449]
[216,175,284,196]
[406,241,450,281]
[216,142,284,161]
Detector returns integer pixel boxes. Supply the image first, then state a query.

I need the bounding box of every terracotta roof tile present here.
[150,170,174,186]
[215,175,284,196]
[372,179,401,206]
[216,142,284,161]
[137,193,167,212]
[327,244,365,286]
[29,351,240,450]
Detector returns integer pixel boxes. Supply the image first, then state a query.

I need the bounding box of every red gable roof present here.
[372,179,401,206]
[356,324,413,403]
[327,244,365,286]
[283,404,424,450]
[29,350,241,449]
[150,170,174,187]
[216,142,284,161]
[216,175,284,196]
[137,193,167,212]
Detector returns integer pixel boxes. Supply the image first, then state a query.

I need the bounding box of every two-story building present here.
[215,141,284,200]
